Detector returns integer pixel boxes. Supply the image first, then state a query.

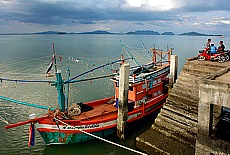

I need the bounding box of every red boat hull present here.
[36,93,167,144]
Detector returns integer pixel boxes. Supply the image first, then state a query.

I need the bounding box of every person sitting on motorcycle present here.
[206,38,211,49]
[217,41,225,53]
[210,43,217,55]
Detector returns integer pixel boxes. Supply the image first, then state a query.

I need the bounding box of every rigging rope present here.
[141,41,153,57]
[54,117,147,155]
[63,58,131,85]
[0,55,52,67]
[0,115,9,124]
[0,77,54,83]
[67,73,116,83]
[69,57,115,71]
[121,42,147,65]
[0,96,54,110]
[121,42,140,66]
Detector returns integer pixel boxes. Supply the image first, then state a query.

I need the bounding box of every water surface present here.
[0,34,229,155]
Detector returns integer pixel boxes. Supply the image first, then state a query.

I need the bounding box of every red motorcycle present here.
[198,48,229,63]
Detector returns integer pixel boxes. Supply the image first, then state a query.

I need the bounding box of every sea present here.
[0,34,229,155]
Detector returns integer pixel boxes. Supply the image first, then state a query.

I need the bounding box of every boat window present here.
[129,86,133,91]
[154,92,157,97]
[142,84,146,89]
[147,94,152,98]
[158,78,161,83]
[158,90,161,95]
[153,80,157,85]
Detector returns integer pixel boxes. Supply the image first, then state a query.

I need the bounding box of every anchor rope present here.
[54,117,147,155]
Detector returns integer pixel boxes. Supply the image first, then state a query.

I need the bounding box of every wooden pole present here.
[169,55,178,91]
[5,117,47,129]
[117,62,130,139]
[168,48,172,65]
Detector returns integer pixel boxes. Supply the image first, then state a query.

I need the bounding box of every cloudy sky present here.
[0,0,229,35]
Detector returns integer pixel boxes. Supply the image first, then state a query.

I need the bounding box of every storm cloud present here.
[0,0,229,34]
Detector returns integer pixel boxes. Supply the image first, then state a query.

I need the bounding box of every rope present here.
[121,42,140,66]
[141,41,153,57]
[69,57,114,71]
[63,58,131,85]
[0,55,51,67]
[0,96,54,110]
[67,73,116,84]
[0,77,54,83]
[54,117,147,155]
[122,42,147,65]
[0,115,9,124]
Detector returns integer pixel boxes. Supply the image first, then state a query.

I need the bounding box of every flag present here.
[28,123,35,146]
[46,55,54,74]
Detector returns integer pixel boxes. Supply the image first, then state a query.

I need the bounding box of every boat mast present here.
[66,68,70,113]
[52,43,66,112]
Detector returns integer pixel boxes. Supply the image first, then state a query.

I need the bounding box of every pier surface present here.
[136,58,230,154]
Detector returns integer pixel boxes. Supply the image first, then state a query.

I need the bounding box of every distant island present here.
[78,30,113,34]
[126,30,160,35]
[179,31,222,36]
[0,30,221,36]
[161,32,175,35]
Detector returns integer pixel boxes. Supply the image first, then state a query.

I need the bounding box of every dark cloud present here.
[0,0,229,34]
[0,0,229,25]
[0,0,119,25]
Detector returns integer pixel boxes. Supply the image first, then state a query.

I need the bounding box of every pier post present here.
[117,62,130,139]
[169,55,178,91]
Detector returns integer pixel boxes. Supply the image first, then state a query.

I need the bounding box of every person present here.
[206,38,211,48]
[210,43,217,55]
[218,41,225,53]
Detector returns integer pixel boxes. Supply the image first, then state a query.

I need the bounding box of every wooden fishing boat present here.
[1,43,172,145]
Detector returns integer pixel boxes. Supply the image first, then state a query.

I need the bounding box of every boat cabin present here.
[111,65,170,110]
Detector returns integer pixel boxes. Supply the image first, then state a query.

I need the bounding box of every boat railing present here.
[112,65,170,84]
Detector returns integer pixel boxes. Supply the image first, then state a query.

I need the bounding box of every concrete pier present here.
[196,67,230,154]
[136,58,230,154]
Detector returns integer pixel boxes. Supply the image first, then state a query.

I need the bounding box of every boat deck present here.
[73,103,118,121]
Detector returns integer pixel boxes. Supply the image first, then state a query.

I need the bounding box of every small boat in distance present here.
[1,42,172,145]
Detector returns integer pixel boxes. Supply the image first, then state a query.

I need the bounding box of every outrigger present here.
[1,42,172,145]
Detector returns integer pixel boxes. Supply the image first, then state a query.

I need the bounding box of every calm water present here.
[0,34,229,155]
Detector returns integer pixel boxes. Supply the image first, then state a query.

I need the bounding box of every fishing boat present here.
[1,42,172,145]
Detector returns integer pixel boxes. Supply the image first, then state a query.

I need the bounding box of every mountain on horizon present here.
[180,31,222,36]
[126,30,160,35]
[79,30,113,34]
[0,30,221,36]
[161,32,174,35]
[34,31,67,34]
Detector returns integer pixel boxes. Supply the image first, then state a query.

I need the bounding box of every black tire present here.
[198,56,205,61]
[224,54,229,61]
[218,56,225,63]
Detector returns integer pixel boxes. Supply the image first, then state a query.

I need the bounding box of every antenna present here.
[118,0,122,37]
